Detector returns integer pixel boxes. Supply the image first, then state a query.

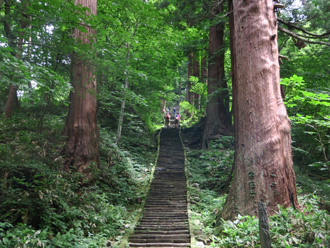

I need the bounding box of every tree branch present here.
[278,26,330,46]
[278,18,330,38]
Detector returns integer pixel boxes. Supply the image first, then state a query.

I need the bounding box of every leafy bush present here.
[186,136,330,248]
[0,110,156,247]
[211,194,330,248]
[281,75,330,176]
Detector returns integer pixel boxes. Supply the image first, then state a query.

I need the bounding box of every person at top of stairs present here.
[164,112,170,128]
[175,112,180,128]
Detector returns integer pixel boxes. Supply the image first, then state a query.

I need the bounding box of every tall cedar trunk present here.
[185,53,194,116]
[4,84,17,119]
[225,0,237,186]
[64,0,99,172]
[201,53,207,114]
[161,99,166,113]
[27,5,33,101]
[193,52,200,109]
[201,54,207,84]
[115,44,131,144]
[186,53,193,106]
[202,2,232,149]
[221,0,298,219]
[3,0,25,118]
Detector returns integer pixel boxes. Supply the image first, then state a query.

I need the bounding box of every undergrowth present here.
[186,136,330,248]
[0,110,157,247]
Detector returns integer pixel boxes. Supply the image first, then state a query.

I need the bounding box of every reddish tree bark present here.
[186,52,194,106]
[201,53,207,84]
[225,0,237,185]
[221,0,298,219]
[3,0,26,118]
[64,0,99,172]
[4,84,17,119]
[161,99,166,113]
[185,52,194,116]
[202,2,232,149]
[192,52,200,109]
[201,52,207,114]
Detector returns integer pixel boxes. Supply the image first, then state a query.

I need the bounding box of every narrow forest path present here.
[128,128,190,248]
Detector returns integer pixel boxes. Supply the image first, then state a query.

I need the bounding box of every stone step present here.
[149,184,186,188]
[143,206,187,210]
[129,243,190,247]
[145,195,186,198]
[130,234,189,239]
[144,204,187,208]
[142,212,188,216]
[153,171,185,175]
[153,170,185,173]
[139,219,187,224]
[149,184,186,187]
[136,225,189,230]
[147,192,186,196]
[146,197,186,200]
[140,216,188,220]
[146,197,186,201]
[144,203,187,206]
[139,220,188,224]
[139,221,188,225]
[148,188,186,191]
[153,173,185,176]
[137,218,188,224]
[135,225,189,231]
[138,223,189,228]
[129,238,190,243]
[134,230,189,235]
[148,187,186,190]
[146,194,186,198]
[145,200,187,203]
[146,193,186,196]
[142,212,188,217]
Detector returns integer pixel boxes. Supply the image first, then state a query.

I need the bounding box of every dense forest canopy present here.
[0,0,329,247]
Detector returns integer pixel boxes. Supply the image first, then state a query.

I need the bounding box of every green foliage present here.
[179,100,205,126]
[281,75,330,175]
[185,136,234,245]
[187,140,234,191]
[278,7,330,179]
[0,109,156,247]
[1,0,329,247]
[186,136,330,248]
[281,75,330,110]
[211,194,330,248]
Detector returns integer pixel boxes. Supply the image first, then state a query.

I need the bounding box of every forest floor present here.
[1,111,330,248]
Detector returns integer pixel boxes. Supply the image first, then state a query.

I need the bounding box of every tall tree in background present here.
[221,0,299,219]
[192,51,200,109]
[3,0,28,118]
[64,0,99,172]
[202,1,232,148]
[185,52,194,115]
[115,43,131,144]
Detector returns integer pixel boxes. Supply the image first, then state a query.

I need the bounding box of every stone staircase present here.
[129,128,190,248]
